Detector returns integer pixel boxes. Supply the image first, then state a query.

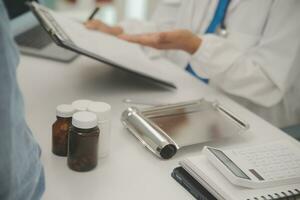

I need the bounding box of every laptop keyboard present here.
[15,25,53,49]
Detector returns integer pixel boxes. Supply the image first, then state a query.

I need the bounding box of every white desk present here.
[18,55,292,200]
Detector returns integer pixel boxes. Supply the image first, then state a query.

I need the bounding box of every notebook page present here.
[182,155,300,200]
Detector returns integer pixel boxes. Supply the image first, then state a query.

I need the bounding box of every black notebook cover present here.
[172,167,217,200]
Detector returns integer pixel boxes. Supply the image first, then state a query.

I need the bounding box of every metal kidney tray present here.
[121,99,249,159]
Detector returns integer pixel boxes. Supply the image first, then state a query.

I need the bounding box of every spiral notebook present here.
[179,142,300,200]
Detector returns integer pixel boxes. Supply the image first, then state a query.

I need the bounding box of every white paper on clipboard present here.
[31,3,179,88]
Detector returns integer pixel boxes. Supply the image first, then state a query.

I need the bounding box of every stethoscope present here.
[216,0,231,38]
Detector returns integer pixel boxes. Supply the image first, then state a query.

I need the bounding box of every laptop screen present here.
[3,0,37,19]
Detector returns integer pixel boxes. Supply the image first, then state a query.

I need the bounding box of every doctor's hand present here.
[118,30,202,55]
[85,20,124,36]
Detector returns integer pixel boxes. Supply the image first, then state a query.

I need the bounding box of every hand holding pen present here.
[85,7,124,36]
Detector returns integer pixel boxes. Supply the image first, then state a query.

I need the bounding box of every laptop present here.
[3,0,78,62]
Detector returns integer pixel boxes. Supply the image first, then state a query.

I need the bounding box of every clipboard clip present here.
[27,2,71,43]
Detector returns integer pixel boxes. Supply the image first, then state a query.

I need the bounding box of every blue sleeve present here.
[0,1,45,200]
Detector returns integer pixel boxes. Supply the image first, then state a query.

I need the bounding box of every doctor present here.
[86,0,300,128]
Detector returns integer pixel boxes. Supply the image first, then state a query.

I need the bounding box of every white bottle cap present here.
[72,111,98,129]
[87,102,111,122]
[56,104,75,118]
[72,100,92,112]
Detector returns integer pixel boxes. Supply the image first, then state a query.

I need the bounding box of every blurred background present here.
[43,0,160,25]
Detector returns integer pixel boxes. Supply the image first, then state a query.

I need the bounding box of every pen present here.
[123,98,165,106]
[87,7,100,21]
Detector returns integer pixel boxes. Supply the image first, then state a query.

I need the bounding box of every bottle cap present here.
[56,104,75,118]
[88,102,111,122]
[72,99,92,112]
[72,111,98,129]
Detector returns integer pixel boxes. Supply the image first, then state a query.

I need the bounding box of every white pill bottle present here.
[72,99,92,112]
[88,102,111,158]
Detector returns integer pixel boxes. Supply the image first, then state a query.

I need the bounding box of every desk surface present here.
[18,55,291,200]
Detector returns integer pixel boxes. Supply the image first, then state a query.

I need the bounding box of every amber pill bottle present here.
[68,111,100,172]
[52,104,75,157]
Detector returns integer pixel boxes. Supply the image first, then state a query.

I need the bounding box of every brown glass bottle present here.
[52,105,75,157]
[68,112,99,172]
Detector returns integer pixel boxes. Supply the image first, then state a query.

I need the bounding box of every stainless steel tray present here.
[121,99,249,159]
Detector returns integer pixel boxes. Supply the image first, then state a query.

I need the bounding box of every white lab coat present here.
[120,0,300,128]
[120,0,182,34]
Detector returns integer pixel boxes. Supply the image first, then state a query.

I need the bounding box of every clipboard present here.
[28,2,177,89]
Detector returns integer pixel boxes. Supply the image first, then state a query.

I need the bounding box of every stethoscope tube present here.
[217,0,231,37]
